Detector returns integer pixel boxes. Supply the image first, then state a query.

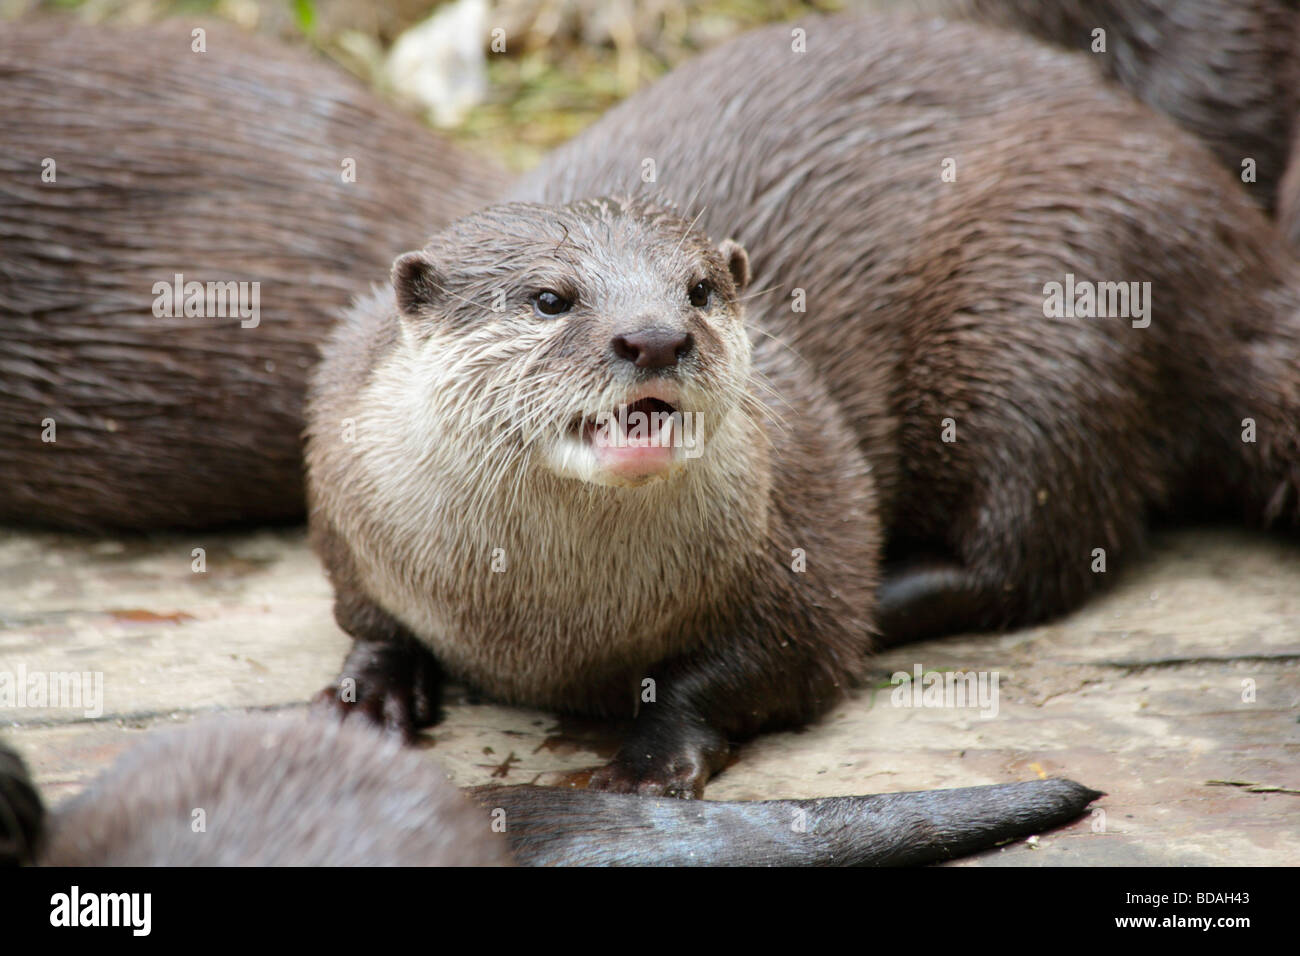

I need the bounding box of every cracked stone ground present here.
[1,526,1296,865]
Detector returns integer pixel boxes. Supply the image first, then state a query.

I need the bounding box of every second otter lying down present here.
[0,19,504,531]
[6,717,1099,866]
[307,14,1300,797]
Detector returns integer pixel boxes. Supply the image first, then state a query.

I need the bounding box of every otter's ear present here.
[718,239,750,294]
[392,250,444,316]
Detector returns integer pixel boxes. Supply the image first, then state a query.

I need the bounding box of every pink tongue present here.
[618,427,656,448]
[591,416,674,478]
[593,441,674,478]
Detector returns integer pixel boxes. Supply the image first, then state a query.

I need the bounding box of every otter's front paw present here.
[310,638,443,742]
[311,680,420,741]
[587,725,730,799]
[587,757,709,798]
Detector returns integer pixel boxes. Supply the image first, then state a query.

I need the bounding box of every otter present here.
[0,19,506,531]
[944,0,1300,211]
[2,717,1098,866]
[307,13,1300,799]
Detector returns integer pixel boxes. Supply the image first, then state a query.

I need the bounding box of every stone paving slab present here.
[2,526,1296,864]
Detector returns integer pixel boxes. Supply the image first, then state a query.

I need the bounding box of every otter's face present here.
[389,198,753,488]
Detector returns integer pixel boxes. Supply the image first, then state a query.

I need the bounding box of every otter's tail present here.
[474,778,1101,866]
[0,742,44,866]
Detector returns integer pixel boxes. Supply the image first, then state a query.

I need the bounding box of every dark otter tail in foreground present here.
[477,779,1102,866]
[0,742,44,866]
[26,715,1098,866]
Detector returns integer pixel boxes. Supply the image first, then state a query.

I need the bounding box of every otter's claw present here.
[310,638,443,743]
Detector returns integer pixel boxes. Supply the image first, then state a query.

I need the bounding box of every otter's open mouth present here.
[572,396,683,481]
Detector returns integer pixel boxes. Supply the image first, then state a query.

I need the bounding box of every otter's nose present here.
[611,328,694,369]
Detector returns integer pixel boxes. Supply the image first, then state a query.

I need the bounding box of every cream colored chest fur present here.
[316,357,769,711]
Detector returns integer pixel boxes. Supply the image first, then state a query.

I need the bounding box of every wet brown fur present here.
[0,19,507,531]
[947,0,1300,211]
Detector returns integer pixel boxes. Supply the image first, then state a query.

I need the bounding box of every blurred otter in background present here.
[945,0,1300,212]
[0,19,506,531]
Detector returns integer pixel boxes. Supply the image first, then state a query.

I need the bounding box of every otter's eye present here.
[689,281,711,308]
[533,290,571,317]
